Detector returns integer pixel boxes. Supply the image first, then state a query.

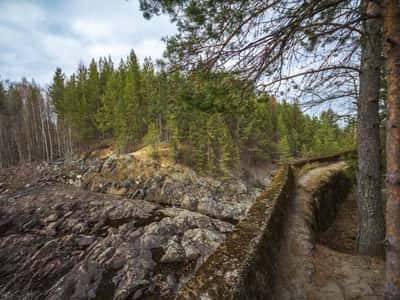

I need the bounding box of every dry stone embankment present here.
[175,154,369,300]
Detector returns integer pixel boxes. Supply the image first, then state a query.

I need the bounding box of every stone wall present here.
[175,154,352,300]
[175,166,294,300]
[299,162,352,234]
[289,150,355,168]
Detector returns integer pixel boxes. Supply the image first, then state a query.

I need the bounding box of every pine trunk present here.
[357,0,385,256]
[383,0,400,298]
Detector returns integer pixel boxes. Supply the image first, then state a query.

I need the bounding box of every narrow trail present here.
[274,162,384,300]
[273,170,316,299]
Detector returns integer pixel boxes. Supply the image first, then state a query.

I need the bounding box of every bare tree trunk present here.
[68,125,73,160]
[38,99,49,161]
[56,122,62,159]
[29,90,40,160]
[158,114,162,141]
[383,0,400,298]
[15,127,23,164]
[45,107,53,161]
[62,123,66,158]
[357,0,385,256]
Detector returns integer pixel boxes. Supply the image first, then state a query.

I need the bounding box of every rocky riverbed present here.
[0,150,270,299]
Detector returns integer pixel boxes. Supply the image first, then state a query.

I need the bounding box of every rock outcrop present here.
[52,153,263,222]
[0,184,234,300]
[0,149,263,300]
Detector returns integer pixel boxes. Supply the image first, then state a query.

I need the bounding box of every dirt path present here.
[273,176,316,299]
[310,190,384,300]
[274,162,384,300]
[310,244,384,300]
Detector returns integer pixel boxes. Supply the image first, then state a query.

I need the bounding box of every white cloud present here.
[0,0,176,84]
[88,43,132,60]
[135,39,166,60]
[71,19,114,41]
[0,1,46,29]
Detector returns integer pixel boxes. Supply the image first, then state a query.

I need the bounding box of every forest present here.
[0,0,399,298]
[0,51,354,173]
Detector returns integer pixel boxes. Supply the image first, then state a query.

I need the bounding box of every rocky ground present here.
[0,147,269,300]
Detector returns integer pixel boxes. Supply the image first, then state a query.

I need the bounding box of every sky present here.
[0,0,176,86]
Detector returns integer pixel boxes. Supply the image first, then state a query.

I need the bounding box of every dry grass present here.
[130,143,176,168]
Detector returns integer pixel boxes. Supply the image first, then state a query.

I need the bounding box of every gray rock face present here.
[0,183,234,300]
[56,154,261,222]
[0,153,263,300]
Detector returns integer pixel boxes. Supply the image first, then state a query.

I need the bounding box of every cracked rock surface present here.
[0,160,239,300]
[53,153,263,222]
[0,148,270,300]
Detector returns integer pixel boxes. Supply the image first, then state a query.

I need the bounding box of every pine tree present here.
[144,122,160,160]
[97,68,118,136]
[167,114,180,161]
[119,50,143,151]
[86,59,100,137]
[42,50,356,175]
[49,68,65,117]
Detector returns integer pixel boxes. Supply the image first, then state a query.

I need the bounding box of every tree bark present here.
[38,99,49,161]
[56,122,62,159]
[45,106,53,161]
[383,0,400,298]
[357,0,386,256]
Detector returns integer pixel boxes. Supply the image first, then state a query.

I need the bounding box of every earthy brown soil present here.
[311,245,384,300]
[313,190,385,299]
[318,190,358,254]
[275,163,385,300]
